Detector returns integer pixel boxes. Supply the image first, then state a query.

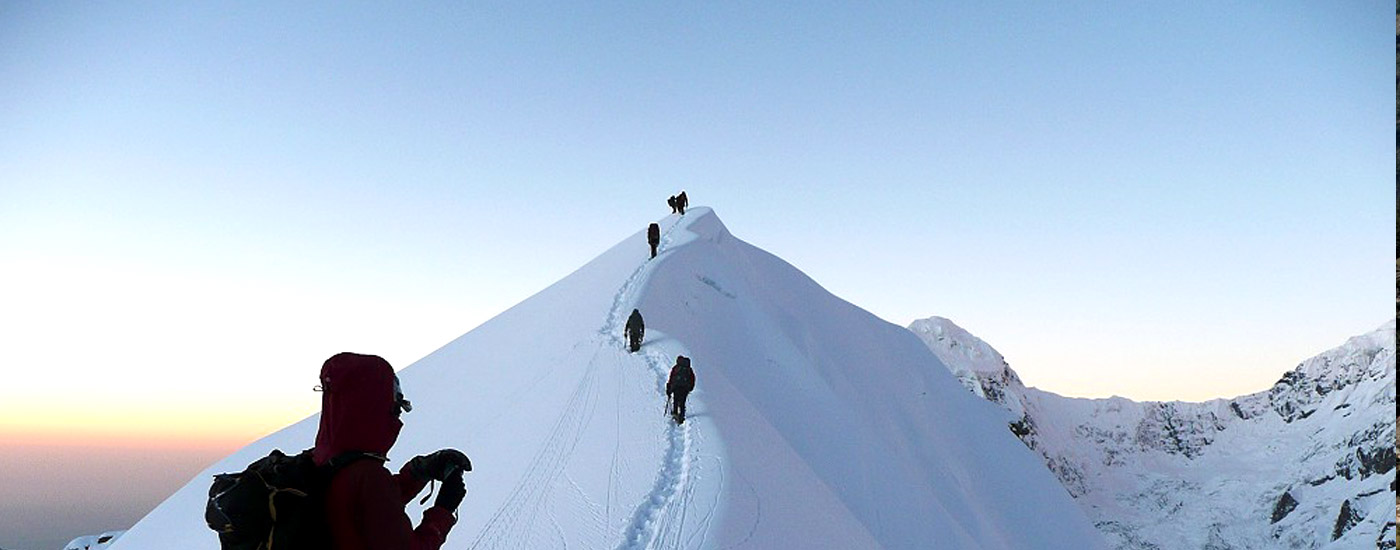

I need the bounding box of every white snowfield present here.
[63,530,124,550]
[911,316,1398,550]
[111,207,1107,550]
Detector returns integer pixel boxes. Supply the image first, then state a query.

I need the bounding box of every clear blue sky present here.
[0,2,1392,545]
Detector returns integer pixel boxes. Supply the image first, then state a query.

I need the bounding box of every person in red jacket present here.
[314,352,471,550]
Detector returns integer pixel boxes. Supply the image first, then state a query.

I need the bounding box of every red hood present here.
[313,353,403,465]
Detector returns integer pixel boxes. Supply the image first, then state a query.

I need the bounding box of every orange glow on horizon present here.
[0,428,248,452]
[0,399,317,451]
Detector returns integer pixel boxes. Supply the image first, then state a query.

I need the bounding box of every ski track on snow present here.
[468,347,602,550]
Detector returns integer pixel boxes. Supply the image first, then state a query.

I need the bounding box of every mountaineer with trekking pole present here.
[665,355,695,424]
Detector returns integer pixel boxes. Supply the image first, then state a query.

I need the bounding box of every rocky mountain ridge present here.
[909,317,1397,549]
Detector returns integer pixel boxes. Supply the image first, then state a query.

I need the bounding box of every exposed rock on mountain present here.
[910,316,1397,550]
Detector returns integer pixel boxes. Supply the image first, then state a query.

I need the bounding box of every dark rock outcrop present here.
[1331,499,1360,540]
[1270,491,1298,524]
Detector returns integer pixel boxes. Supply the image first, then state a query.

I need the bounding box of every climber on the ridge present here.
[676,191,688,215]
[667,195,678,214]
[315,352,472,550]
[647,222,660,259]
[625,309,645,353]
[666,355,695,424]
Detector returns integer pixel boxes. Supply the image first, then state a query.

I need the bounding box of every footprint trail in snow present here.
[604,215,701,550]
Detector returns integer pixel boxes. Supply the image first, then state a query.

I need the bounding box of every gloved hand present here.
[407,449,472,481]
[434,470,466,511]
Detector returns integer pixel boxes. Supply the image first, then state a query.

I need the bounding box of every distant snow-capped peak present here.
[907,316,1396,550]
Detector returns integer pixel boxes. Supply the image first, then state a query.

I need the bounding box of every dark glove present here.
[407,449,472,481]
[434,470,466,511]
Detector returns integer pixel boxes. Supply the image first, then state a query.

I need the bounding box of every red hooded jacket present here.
[314,353,456,550]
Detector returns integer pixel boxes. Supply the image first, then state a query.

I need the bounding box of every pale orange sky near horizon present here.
[0,400,315,450]
[0,403,310,549]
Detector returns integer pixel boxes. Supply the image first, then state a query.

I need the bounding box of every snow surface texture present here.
[63,530,124,550]
[911,316,1398,550]
[112,208,1106,550]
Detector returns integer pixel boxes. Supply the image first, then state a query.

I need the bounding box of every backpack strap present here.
[326,451,385,472]
[311,451,386,492]
[293,449,385,472]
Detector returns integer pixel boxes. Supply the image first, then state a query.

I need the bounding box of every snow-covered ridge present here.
[909,316,1008,375]
[909,316,1397,550]
[908,317,1024,409]
[111,208,1107,550]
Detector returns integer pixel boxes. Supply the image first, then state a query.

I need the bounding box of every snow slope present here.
[63,531,124,550]
[112,208,1105,550]
[911,316,1397,550]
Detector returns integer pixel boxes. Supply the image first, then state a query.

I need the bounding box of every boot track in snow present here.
[603,215,700,550]
[617,347,695,550]
[473,214,700,550]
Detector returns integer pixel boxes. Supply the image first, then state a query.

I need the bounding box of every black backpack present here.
[669,356,695,394]
[205,448,374,550]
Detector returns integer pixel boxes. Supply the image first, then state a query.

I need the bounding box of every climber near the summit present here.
[647,222,660,259]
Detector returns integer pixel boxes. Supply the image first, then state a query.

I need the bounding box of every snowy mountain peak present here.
[909,316,1009,375]
[909,316,1024,414]
[112,208,1107,550]
[909,317,1397,550]
[1258,319,1396,424]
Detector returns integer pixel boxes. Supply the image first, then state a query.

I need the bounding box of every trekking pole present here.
[665,394,671,417]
